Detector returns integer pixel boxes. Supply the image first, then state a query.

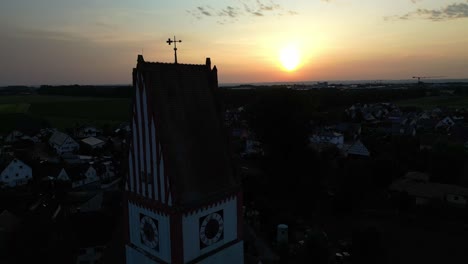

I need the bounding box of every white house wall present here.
[57,168,70,181]
[63,138,79,153]
[0,159,32,187]
[72,167,99,188]
[128,201,171,263]
[182,197,238,263]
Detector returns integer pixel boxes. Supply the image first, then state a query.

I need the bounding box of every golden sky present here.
[1,0,468,85]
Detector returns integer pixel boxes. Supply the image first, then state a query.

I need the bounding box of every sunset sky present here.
[1,0,468,85]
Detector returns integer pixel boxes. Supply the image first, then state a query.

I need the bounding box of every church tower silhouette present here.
[124,55,244,264]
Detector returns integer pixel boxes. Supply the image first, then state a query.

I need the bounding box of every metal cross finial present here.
[166,36,182,64]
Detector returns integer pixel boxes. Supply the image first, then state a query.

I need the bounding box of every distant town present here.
[1,80,468,263]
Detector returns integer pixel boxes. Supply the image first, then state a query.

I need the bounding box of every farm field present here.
[0,103,30,113]
[0,95,131,133]
[395,95,468,109]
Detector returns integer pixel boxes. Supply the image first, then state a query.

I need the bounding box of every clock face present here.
[199,210,224,249]
[140,214,159,251]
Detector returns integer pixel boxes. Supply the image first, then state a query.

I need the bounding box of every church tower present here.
[124,55,244,263]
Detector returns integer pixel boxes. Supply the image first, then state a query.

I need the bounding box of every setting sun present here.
[279,45,301,72]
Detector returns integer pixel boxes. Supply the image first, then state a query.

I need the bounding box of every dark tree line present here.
[37,85,132,98]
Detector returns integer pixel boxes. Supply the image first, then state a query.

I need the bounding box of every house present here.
[334,123,361,140]
[81,137,105,149]
[341,140,370,157]
[242,140,264,158]
[310,132,344,147]
[387,109,402,123]
[97,161,115,180]
[36,163,70,189]
[49,131,79,155]
[4,130,23,144]
[0,157,32,188]
[431,108,443,118]
[399,123,417,137]
[57,168,70,181]
[364,113,377,123]
[5,129,41,145]
[390,172,468,208]
[67,165,99,188]
[436,116,456,129]
[75,125,101,139]
[419,112,431,120]
[114,122,131,134]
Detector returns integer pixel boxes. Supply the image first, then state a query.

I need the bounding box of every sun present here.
[279,45,301,72]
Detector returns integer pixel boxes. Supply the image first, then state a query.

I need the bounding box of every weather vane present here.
[166,36,182,64]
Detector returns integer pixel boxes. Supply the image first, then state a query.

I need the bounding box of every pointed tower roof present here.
[134,56,237,206]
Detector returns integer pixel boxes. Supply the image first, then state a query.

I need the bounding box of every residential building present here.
[390,172,468,208]
[49,131,79,155]
[75,125,102,139]
[81,137,106,149]
[0,158,32,188]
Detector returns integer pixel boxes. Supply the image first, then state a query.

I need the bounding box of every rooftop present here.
[134,56,238,205]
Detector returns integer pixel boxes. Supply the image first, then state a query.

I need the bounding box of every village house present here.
[81,137,105,149]
[309,131,344,148]
[49,131,79,155]
[4,130,24,144]
[66,165,99,189]
[114,122,131,136]
[242,139,264,158]
[36,163,99,189]
[0,157,32,188]
[334,123,361,141]
[435,116,456,130]
[75,125,102,139]
[346,102,399,123]
[97,161,115,180]
[341,140,370,157]
[4,130,41,145]
[390,171,468,208]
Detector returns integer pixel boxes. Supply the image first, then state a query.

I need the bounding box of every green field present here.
[395,95,468,109]
[0,95,131,133]
[0,103,30,113]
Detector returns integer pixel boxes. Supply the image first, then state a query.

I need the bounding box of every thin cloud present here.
[218,6,241,18]
[188,0,297,24]
[387,2,468,21]
[197,6,213,17]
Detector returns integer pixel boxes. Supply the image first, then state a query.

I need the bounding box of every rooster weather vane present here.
[167,36,182,64]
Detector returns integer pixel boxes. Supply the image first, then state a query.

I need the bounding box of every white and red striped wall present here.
[126,73,172,206]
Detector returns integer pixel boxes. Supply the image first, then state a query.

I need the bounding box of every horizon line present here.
[2,78,468,88]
